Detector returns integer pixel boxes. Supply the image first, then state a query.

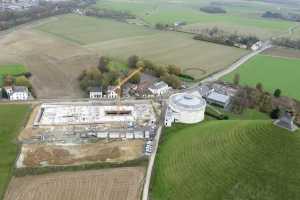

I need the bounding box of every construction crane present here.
[113,66,143,112]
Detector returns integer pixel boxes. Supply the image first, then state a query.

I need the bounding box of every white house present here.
[5,86,29,101]
[251,41,263,51]
[107,86,118,99]
[148,81,170,96]
[89,87,103,99]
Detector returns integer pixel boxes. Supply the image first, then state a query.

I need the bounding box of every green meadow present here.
[0,64,28,86]
[151,120,300,200]
[223,54,300,100]
[0,105,30,199]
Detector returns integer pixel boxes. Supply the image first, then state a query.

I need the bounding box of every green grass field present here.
[0,64,28,86]
[223,54,300,100]
[93,0,297,39]
[108,60,128,72]
[151,120,300,200]
[36,14,157,45]
[0,105,30,199]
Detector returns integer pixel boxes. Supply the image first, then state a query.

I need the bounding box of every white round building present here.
[165,93,206,126]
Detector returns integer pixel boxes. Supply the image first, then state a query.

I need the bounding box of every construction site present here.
[17,100,160,168]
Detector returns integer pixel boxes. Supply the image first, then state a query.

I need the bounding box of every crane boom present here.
[115,67,143,90]
[113,67,143,112]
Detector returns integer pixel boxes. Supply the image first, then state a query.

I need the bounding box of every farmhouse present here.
[4,86,29,101]
[274,111,298,132]
[89,87,103,99]
[251,41,263,51]
[165,93,206,127]
[206,92,230,108]
[149,81,170,96]
[174,21,186,27]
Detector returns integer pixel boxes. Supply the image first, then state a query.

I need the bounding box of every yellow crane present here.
[113,67,143,112]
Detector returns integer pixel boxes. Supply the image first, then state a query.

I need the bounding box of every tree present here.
[85,67,102,80]
[143,59,155,71]
[153,65,167,77]
[155,23,165,30]
[136,60,145,69]
[15,76,32,89]
[3,75,14,86]
[231,89,248,114]
[98,56,110,72]
[274,88,282,98]
[270,107,281,119]
[78,69,87,81]
[167,64,181,76]
[102,70,120,87]
[161,74,181,89]
[129,72,141,84]
[259,92,272,113]
[233,73,240,85]
[256,82,263,92]
[128,55,139,68]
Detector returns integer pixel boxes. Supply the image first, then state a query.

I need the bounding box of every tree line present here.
[231,73,291,119]
[79,55,183,94]
[262,11,300,22]
[272,37,300,50]
[85,7,136,22]
[193,27,259,49]
[200,6,226,14]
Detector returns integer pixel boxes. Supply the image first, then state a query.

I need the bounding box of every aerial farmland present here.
[1,0,300,199]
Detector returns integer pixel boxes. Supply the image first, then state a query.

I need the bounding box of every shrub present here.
[274,88,282,98]
[270,107,281,119]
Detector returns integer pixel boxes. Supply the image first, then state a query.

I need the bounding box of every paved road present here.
[142,126,162,200]
[200,42,272,84]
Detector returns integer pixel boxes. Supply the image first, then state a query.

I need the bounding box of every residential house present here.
[5,86,29,101]
[148,81,170,96]
[89,87,103,99]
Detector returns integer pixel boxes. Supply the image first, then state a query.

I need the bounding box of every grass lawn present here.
[0,104,30,199]
[223,54,300,100]
[0,64,28,86]
[35,14,157,45]
[151,119,300,200]
[108,60,128,72]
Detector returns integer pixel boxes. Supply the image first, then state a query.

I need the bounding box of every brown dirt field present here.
[262,47,300,59]
[0,29,99,98]
[20,140,144,167]
[4,167,145,200]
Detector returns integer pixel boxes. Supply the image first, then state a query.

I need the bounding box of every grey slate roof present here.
[198,85,212,97]
[89,87,102,93]
[13,86,28,93]
[274,112,298,132]
[207,92,230,104]
[149,81,168,90]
